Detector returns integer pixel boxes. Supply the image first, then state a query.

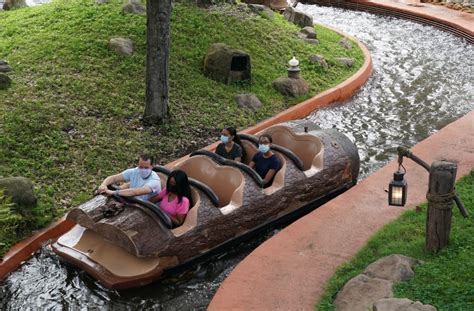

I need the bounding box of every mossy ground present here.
[316,172,474,311]
[0,0,364,255]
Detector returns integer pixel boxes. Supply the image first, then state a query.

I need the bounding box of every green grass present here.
[0,0,363,255]
[316,172,474,311]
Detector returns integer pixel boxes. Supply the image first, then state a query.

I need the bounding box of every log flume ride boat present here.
[52,121,360,289]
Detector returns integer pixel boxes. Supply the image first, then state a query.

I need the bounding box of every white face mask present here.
[258,144,270,153]
[138,168,152,179]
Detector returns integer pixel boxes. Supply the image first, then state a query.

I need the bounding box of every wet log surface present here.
[67,122,359,263]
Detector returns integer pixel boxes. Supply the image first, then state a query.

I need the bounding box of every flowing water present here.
[1,4,473,310]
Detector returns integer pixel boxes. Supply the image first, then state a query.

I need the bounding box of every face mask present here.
[259,144,270,153]
[168,184,178,193]
[220,135,229,144]
[138,168,152,179]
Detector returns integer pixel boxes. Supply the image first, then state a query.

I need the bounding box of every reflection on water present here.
[1,4,473,310]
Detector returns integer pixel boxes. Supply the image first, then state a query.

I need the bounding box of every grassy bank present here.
[316,172,474,310]
[0,0,364,255]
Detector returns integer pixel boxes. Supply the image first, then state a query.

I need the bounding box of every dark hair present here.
[166,170,193,207]
[139,153,154,165]
[225,126,247,159]
[259,134,273,144]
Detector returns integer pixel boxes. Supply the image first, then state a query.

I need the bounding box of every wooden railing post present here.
[425,161,457,252]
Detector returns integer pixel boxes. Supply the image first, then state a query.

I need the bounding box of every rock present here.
[301,26,317,39]
[108,37,134,56]
[364,254,420,283]
[304,38,319,45]
[235,94,262,111]
[336,57,354,67]
[0,63,12,73]
[283,6,313,28]
[96,0,108,4]
[272,77,309,97]
[339,37,353,49]
[0,177,37,214]
[122,0,146,16]
[309,54,328,69]
[248,4,274,19]
[0,60,7,65]
[203,43,251,84]
[0,74,12,90]
[334,274,393,311]
[2,0,27,10]
[373,298,437,311]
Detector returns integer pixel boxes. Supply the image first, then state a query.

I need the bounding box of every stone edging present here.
[0,25,372,282]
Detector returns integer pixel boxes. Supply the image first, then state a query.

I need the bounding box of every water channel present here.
[1,4,473,310]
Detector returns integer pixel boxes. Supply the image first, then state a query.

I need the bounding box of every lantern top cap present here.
[393,170,405,181]
[288,56,299,67]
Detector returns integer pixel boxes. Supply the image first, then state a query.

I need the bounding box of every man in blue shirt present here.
[97,154,161,201]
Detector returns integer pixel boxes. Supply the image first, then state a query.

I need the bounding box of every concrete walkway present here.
[209,111,473,311]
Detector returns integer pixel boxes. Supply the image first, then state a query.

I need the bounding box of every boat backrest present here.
[240,139,258,165]
[261,125,324,172]
[175,155,244,209]
[171,187,200,236]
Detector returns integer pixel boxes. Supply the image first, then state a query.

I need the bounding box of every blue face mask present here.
[138,168,152,179]
[259,144,270,154]
[220,135,229,144]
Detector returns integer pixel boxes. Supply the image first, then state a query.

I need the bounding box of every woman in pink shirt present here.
[150,170,192,227]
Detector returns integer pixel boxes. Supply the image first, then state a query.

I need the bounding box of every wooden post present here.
[425,161,457,252]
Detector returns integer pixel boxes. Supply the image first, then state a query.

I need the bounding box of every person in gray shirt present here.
[215,126,246,162]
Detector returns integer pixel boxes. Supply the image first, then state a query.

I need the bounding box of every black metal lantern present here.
[388,170,407,206]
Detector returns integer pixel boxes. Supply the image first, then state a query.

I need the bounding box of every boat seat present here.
[174,156,245,213]
[260,125,324,173]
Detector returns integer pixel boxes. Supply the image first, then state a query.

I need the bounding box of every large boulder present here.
[2,0,27,10]
[309,54,328,69]
[283,6,313,28]
[339,37,353,49]
[336,57,355,67]
[301,26,317,39]
[203,43,251,84]
[334,274,393,311]
[0,74,12,90]
[373,298,437,311]
[364,254,420,282]
[235,93,262,111]
[122,0,146,15]
[108,37,134,56]
[248,4,274,19]
[0,177,37,214]
[0,60,12,73]
[272,77,309,97]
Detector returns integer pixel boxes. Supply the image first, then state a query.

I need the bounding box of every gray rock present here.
[334,274,393,311]
[0,74,12,90]
[203,43,251,84]
[373,298,437,311]
[235,94,262,111]
[304,38,319,45]
[108,37,134,56]
[364,254,419,283]
[248,4,274,19]
[272,77,309,97]
[336,57,354,67]
[96,0,108,4]
[309,54,328,69]
[0,177,37,214]
[283,6,313,28]
[0,60,8,65]
[2,0,27,10]
[0,64,12,73]
[122,0,146,16]
[339,37,353,49]
[301,26,317,39]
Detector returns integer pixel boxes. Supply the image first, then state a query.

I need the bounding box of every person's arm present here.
[234,145,243,163]
[171,197,190,226]
[98,173,125,194]
[149,188,166,203]
[263,169,277,186]
[105,186,153,197]
[249,161,256,169]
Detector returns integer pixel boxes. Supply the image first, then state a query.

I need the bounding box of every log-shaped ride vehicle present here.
[52,121,360,289]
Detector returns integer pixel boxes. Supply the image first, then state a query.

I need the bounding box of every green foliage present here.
[0,190,23,256]
[316,173,474,311]
[0,0,363,255]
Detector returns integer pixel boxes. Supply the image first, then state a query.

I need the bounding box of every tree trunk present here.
[144,0,171,124]
[425,161,457,252]
[3,0,27,10]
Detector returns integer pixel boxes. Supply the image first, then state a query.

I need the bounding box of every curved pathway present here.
[208,3,474,310]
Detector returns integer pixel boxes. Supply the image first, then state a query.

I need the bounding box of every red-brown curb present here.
[0,26,372,282]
